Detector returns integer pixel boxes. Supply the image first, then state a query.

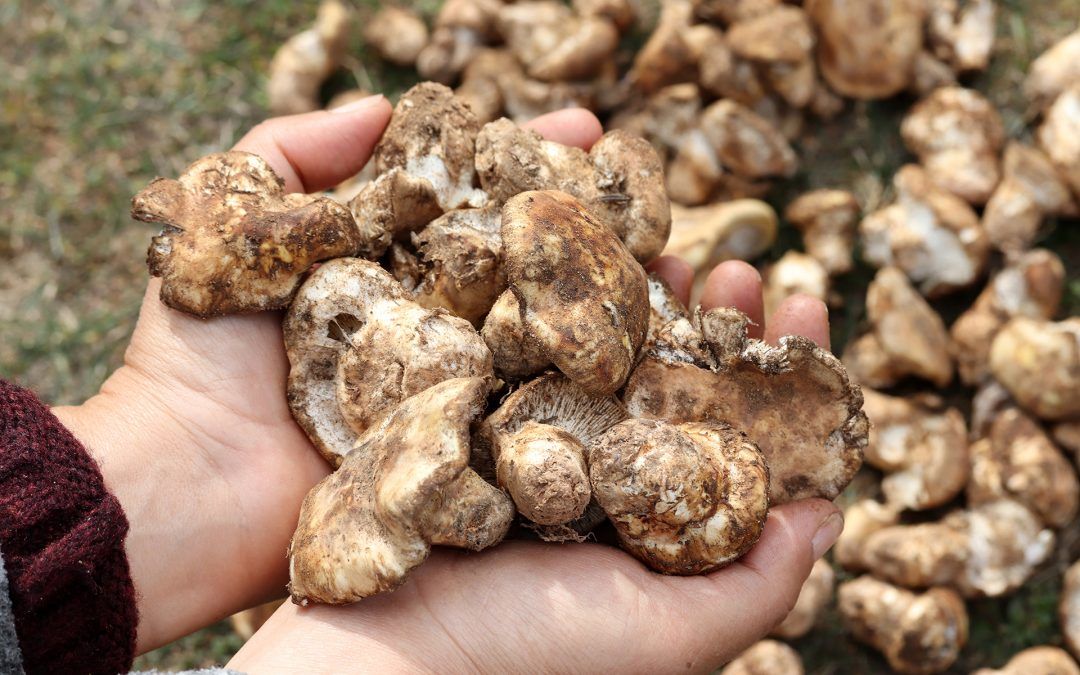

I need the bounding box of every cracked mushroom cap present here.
[132,151,359,317]
[772,558,835,640]
[762,251,829,319]
[624,306,868,504]
[784,189,860,276]
[990,317,1080,421]
[476,373,628,526]
[476,119,671,262]
[861,389,969,511]
[501,190,650,396]
[288,377,515,605]
[983,143,1077,254]
[1038,87,1080,199]
[967,408,1080,528]
[364,6,429,66]
[860,165,989,297]
[862,499,1055,597]
[663,200,778,272]
[834,499,900,571]
[901,87,1004,204]
[843,267,953,389]
[974,646,1080,675]
[1063,561,1080,660]
[589,418,769,574]
[285,258,492,466]
[720,640,804,675]
[807,0,926,100]
[1025,29,1080,112]
[838,576,968,675]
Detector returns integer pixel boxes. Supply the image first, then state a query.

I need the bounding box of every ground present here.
[1,0,1078,671]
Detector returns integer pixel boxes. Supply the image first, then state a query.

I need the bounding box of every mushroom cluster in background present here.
[153,1,1079,671]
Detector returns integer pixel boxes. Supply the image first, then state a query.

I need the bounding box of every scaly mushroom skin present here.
[983,143,1077,254]
[900,87,1004,204]
[990,318,1080,421]
[838,576,968,675]
[288,377,515,605]
[862,499,1055,597]
[285,258,492,466]
[842,267,954,388]
[1063,561,1080,660]
[624,306,868,504]
[784,189,860,276]
[132,151,359,318]
[720,640,804,675]
[501,190,650,396]
[477,373,628,527]
[268,0,352,115]
[663,200,778,272]
[967,408,1080,529]
[861,389,969,511]
[974,646,1080,675]
[1025,29,1080,112]
[772,558,835,640]
[364,6,429,66]
[589,418,769,574]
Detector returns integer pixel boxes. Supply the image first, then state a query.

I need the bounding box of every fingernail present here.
[330,94,385,114]
[811,512,844,559]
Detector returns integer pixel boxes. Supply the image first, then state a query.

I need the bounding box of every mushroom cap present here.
[480,289,552,381]
[502,190,650,396]
[1038,87,1080,199]
[699,99,798,179]
[573,0,636,31]
[772,558,835,639]
[926,0,995,72]
[624,306,867,504]
[861,389,969,511]
[784,189,860,276]
[663,200,778,271]
[499,2,620,82]
[694,0,782,26]
[1025,29,1080,112]
[1063,561,1080,660]
[626,0,697,94]
[589,418,769,574]
[974,646,1080,675]
[984,143,1077,253]
[990,317,1080,421]
[267,0,352,115]
[726,5,814,64]
[288,377,514,604]
[762,251,829,318]
[285,258,491,466]
[720,640,804,675]
[348,167,446,259]
[834,499,900,571]
[132,151,359,317]
[967,408,1080,528]
[807,0,925,100]
[364,6,429,66]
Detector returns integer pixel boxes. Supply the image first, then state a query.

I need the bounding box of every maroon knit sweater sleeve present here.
[0,379,137,674]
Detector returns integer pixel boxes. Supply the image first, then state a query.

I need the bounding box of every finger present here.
[233,95,393,193]
[699,261,765,340]
[522,108,604,150]
[763,294,831,350]
[658,499,842,669]
[645,256,694,307]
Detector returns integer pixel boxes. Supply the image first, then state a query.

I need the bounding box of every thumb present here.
[650,499,843,671]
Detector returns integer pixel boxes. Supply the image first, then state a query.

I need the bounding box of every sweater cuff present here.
[0,379,138,674]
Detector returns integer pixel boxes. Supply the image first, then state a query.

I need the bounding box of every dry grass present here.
[1,0,1077,671]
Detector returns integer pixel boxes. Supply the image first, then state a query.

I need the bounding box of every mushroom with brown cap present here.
[476,120,672,263]
[626,0,698,94]
[838,576,968,675]
[416,0,505,85]
[726,5,815,64]
[900,87,1005,204]
[762,251,829,319]
[573,0,636,31]
[349,83,488,259]
[842,267,954,389]
[693,0,781,26]
[771,558,835,640]
[663,200,778,273]
[496,190,650,396]
[806,0,926,100]
[698,99,799,180]
[860,164,990,297]
[925,0,996,73]
[285,258,493,466]
[624,306,868,504]
[951,249,1065,385]
[967,408,1080,528]
[1025,29,1080,112]
[989,317,1080,421]
[364,6,429,66]
[454,48,515,123]
[131,151,360,318]
[860,499,1055,597]
[834,499,900,571]
[974,647,1080,675]
[480,290,552,382]
[1063,561,1080,660]
[1037,87,1080,199]
[983,143,1077,254]
[288,377,515,605]
[784,189,860,276]
[476,373,628,527]
[861,389,969,511]
[720,640,804,675]
[268,0,352,115]
[589,418,769,574]
[497,1,620,82]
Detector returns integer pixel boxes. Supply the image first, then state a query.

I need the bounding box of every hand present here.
[227,263,841,674]
[52,96,608,652]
